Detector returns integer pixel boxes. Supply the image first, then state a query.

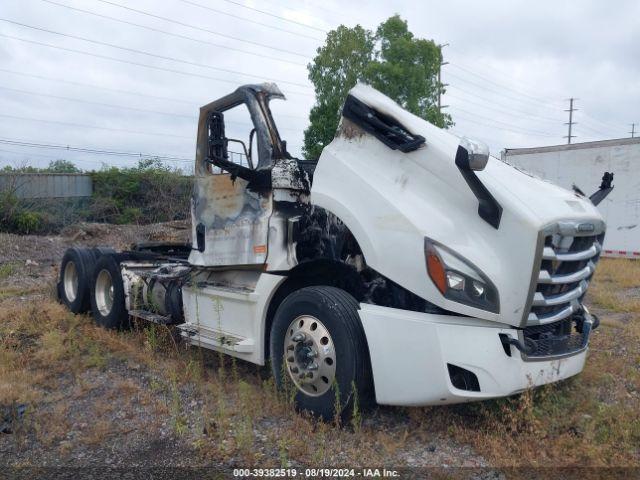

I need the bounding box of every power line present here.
[447,87,617,140]
[445,55,625,135]
[446,51,625,135]
[176,0,322,41]
[3,2,623,152]
[0,147,66,160]
[216,0,327,33]
[0,84,306,132]
[444,71,623,139]
[450,106,558,137]
[577,121,616,139]
[0,33,313,97]
[448,62,564,110]
[0,85,194,119]
[447,46,563,98]
[579,110,626,135]
[444,70,564,114]
[0,19,312,90]
[0,68,196,105]
[452,111,557,139]
[0,138,193,162]
[0,68,311,122]
[92,0,313,58]
[88,0,622,144]
[446,88,563,124]
[0,113,193,140]
[39,0,307,67]
[220,0,620,140]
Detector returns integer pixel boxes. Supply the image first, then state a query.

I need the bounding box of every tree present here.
[303,15,452,159]
[46,159,81,173]
[304,25,374,160]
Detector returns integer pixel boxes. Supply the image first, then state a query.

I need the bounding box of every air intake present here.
[447,364,480,392]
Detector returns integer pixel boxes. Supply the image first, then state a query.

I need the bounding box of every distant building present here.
[502,137,640,258]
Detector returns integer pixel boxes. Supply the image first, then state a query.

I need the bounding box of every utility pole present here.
[630,123,636,138]
[437,43,449,115]
[564,98,578,144]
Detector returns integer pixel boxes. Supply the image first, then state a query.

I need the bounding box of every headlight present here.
[425,238,499,313]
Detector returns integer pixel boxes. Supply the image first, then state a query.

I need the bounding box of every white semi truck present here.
[57,83,609,419]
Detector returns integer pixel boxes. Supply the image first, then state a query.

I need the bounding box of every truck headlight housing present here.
[425,238,499,313]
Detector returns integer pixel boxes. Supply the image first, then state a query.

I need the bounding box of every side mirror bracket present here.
[455,138,502,229]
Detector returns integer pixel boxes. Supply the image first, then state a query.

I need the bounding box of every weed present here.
[83,340,107,369]
[143,324,160,352]
[185,356,204,383]
[0,261,20,279]
[169,373,188,436]
[278,438,289,468]
[234,380,254,458]
[350,381,362,433]
[332,378,341,428]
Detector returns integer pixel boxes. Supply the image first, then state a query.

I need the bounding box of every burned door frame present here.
[189,84,287,267]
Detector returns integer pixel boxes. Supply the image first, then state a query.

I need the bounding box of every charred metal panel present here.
[189,84,286,267]
[190,173,272,266]
[271,158,312,191]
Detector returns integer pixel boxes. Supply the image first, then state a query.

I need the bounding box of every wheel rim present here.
[63,261,79,302]
[284,315,336,397]
[95,269,115,316]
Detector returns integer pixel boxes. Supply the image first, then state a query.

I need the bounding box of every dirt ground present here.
[0,223,638,478]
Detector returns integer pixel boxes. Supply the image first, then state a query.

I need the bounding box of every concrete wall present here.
[0,173,93,199]
[503,137,640,258]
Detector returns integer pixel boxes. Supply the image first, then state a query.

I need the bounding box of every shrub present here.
[13,211,44,234]
[0,159,192,234]
[89,160,191,225]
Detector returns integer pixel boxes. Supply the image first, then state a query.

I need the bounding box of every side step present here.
[129,309,173,325]
[176,323,255,353]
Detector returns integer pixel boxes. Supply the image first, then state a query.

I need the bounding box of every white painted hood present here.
[311,83,604,326]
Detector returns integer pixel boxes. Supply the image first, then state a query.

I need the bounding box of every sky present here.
[0,0,638,172]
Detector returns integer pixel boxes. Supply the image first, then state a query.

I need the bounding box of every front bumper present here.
[358,304,588,406]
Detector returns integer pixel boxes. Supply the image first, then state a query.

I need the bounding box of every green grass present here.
[0,261,21,279]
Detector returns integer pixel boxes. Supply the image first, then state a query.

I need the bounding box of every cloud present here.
[0,0,637,170]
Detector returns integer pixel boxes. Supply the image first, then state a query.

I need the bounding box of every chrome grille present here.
[526,221,605,327]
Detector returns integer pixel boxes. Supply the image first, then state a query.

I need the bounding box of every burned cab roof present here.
[199,83,285,113]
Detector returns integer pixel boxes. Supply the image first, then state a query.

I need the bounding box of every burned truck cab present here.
[58,81,608,420]
[189,83,308,268]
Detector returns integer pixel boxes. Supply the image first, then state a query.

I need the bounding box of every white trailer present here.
[503,138,640,258]
[58,83,607,420]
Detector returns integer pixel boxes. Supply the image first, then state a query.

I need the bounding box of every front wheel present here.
[270,286,372,421]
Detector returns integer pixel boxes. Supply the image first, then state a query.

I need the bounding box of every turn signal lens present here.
[426,247,447,294]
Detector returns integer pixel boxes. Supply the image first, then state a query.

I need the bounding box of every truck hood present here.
[311,83,604,326]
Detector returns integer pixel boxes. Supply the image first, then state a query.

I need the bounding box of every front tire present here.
[270,286,372,421]
[90,255,129,330]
